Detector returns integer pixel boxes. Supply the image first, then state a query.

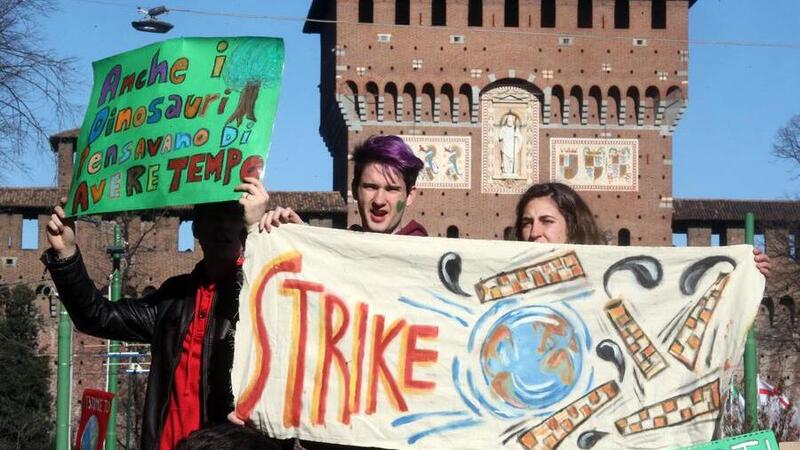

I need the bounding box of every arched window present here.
[402,83,416,121]
[384,82,398,120]
[365,82,379,121]
[780,296,796,325]
[652,0,666,29]
[422,83,436,119]
[447,226,459,238]
[458,84,473,122]
[396,0,410,25]
[35,284,50,296]
[541,0,556,28]
[618,229,631,246]
[432,0,447,26]
[608,86,622,125]
[614,0,629,28]
[588,86,602,124]
[468,0,483,26]
[645,86,660,125]
[358,0,373,23]
[663,86,683,129]
[505,0,519,27]
[626,86,640,124]
[551,85,565,123]
[441,84,454,120]
[578,0,592,28]
[346,80,361,120]
[761,296,775,326]
[569,86,583,123]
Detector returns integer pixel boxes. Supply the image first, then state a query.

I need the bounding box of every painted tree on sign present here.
[223,39,283,126]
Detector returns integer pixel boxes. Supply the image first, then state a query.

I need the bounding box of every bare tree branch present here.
[774,114,800,175]
[0,0,76,178]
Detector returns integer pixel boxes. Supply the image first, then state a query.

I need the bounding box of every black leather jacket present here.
[44,248,240,450]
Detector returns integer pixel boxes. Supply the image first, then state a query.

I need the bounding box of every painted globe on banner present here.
[480,306,583,410]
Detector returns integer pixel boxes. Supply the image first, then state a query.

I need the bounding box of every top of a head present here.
[174,423,280,450]
[522,182,577,203]
[193,201,244,222]
[352,135,424,193]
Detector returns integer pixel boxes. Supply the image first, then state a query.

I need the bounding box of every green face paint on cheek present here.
[396,200,406,214]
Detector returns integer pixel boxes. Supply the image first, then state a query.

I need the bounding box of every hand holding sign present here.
[235,177,270,229]
[46,201,77,260]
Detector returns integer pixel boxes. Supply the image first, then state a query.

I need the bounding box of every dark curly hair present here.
[175,423,282,450]
[514,183,604,244]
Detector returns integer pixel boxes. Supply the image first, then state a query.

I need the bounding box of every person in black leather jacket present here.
[42,178,272,450]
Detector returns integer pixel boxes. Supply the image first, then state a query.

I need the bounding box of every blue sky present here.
[5,0,799,201]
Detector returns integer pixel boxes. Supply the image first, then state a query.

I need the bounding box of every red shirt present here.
[158,280,216,450]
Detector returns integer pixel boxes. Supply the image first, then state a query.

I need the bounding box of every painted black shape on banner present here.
[596,339,626,382]
[577,430,608,449]
[438,252,471,297]
[603,256,663,298]
[679,256,736,295]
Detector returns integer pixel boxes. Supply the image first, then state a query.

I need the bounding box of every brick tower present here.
[304,0,693,244]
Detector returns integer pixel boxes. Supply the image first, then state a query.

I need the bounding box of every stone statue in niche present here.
[480,83,539,194]
[498,112,522,176]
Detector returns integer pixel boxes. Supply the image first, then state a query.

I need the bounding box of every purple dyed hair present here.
[351,135,424,193]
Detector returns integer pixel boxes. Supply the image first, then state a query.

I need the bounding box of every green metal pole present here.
[125,368,131,449]
[106,225,122,450]
[743,212,759,431]
[55,302,72,450]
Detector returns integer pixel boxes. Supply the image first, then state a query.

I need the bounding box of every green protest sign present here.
[66,36,284,216]
[675,430,779,450]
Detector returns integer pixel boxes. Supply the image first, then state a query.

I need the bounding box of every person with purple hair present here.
[260,134,427,236]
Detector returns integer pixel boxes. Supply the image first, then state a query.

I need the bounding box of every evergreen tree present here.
[0,285,53,449]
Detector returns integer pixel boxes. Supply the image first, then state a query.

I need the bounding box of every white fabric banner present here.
[232,224,764,449]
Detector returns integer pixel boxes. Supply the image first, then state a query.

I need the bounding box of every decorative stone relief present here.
[550,138,638,191]
[480,85,540,194]
[400,135,471,189]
